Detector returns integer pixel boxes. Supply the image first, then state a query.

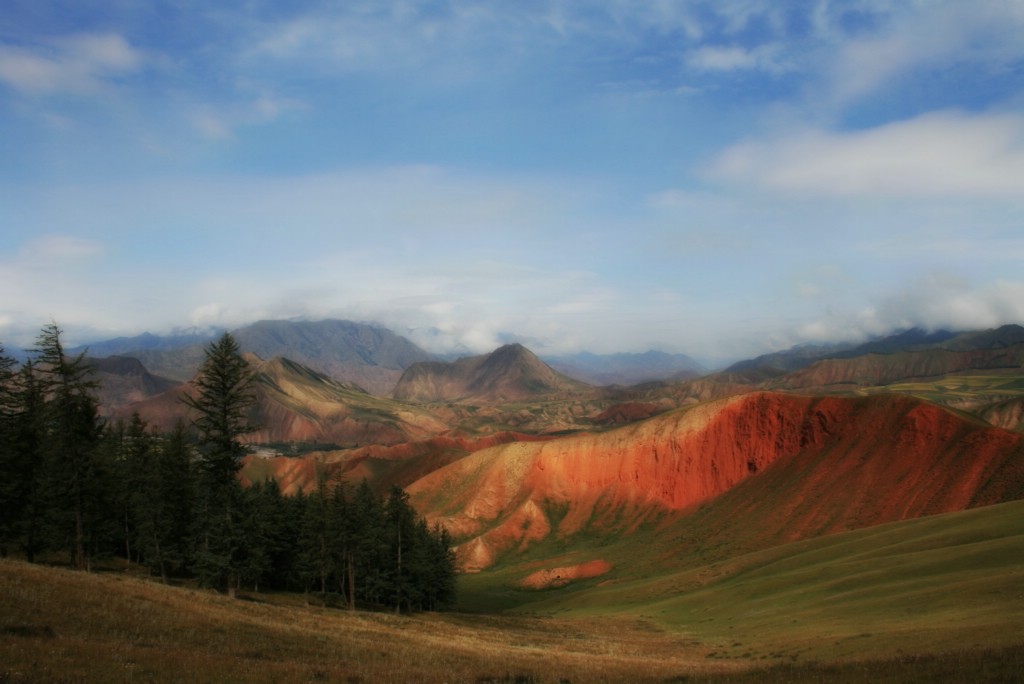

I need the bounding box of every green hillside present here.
[460,500,1024,666]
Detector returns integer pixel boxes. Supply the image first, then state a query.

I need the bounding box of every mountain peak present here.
[393,343,592,403]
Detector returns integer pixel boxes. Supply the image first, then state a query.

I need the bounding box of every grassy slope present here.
[461,500,1024,666]
[2,503,1022,682]
[0,558,741,684]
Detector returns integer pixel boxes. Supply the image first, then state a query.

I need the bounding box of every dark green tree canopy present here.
[183,332,257,487]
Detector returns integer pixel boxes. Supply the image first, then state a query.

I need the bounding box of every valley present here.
[3,319,1024,681]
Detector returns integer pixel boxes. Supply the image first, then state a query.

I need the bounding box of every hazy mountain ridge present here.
[545,350,705,386]
[728,325,1024,375]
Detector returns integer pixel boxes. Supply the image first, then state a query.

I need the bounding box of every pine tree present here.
[350,479,387,607]
[33,322,105,570]
[426,522,458,611]
[154,420,195,578]
[0,345,19,557]
[251,477,298,591]
[298,473,335,603]
[6,361,48,561]
[183,332,257,595]
[385,486,418,613]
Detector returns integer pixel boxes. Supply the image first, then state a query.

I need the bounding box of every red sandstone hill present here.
[407,391,1024,571]
[119,355,446,447]
[241,432,551,495]
[392,343,596,404]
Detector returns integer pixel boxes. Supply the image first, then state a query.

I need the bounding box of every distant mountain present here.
[726,342,856,373]
[85,355,181,413]
[408,391,1024,571]
[119,354,447,447]
[729,325,1024,375]
[831,327,958,358]
[70,330,220,358]
[769,325,1024,390]
[393,343,595,403]
[545,350,706,386]
[85,319,438,395]
[231,319,436,395]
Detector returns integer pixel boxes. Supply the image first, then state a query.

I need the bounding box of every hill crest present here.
[408,391,1024,570]
[393,343,595,403]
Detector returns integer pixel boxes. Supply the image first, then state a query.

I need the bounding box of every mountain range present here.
[10,316,1024,674]
[67,320,1024,570]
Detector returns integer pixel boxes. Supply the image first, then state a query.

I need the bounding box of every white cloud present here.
[0,33,145,95]
[687,44,790,74]
[797,274,1024,343]
[707,110,1024,198]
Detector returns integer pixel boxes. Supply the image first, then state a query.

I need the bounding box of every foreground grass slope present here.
[3,501,1022,682]
[0,557,741,684]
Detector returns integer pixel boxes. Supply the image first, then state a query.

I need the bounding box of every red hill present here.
[407,392,1024,571]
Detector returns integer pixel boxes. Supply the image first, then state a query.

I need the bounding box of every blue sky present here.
[2,1,1024,363]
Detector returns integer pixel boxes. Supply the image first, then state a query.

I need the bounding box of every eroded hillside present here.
[408,392,1024,571]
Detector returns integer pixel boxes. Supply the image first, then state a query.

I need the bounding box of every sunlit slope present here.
[409,392,1024,570]
[124,355,447,446]
[501,500,1024,663]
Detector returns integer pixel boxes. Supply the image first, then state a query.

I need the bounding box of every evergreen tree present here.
[6,361,48,561]
[425,522,458,611]
[328,483,355,608]
[183,332,257,595]
[237,482,272,592]
[384,486,418,613]
[121,414,166,574]
[350,479,387,607]
[154,420,195,578]
[0,345,19,556]
[33,322,105,570]
[298,473,334,603]
[251,477,299,591]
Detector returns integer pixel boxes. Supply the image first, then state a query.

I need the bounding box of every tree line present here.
[0,324,457,613]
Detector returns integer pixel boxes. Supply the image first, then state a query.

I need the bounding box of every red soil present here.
[519,560,614,589]
[241,432,549,495]
[408,392,1024,571]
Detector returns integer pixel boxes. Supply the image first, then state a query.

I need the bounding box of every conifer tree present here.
[183,332,257,595]
[154,420,195,578]
[33,322,105,570]
[0,345,19,556]
[350,479,387,606]
[298,474,334,602]
[250,476,298,591]
[6,361,48,561]
[385,486,418,613]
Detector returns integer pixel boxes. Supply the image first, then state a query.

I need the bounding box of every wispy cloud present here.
[686,44,791,74]
[826,0,1024,105]
[0,33,145,95]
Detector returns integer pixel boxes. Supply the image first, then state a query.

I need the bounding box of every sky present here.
[2,1,1024,364]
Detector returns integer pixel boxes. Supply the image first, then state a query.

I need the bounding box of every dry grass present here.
[0,558,737,683]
